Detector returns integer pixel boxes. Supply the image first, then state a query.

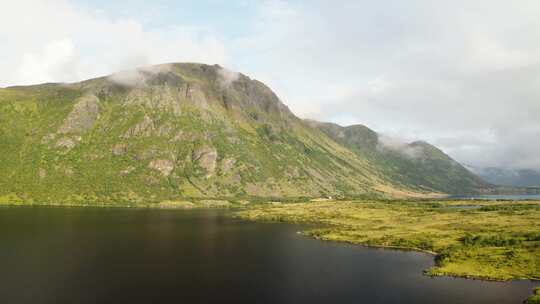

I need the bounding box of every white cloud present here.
[377,135,424,159]
[16,39,80,84]
[217,67,240,88]
[0,0,229,87]
[231,0,540,170]
[108,64,174,87]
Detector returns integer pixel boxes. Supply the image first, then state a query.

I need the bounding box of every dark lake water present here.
[0,206,535,304]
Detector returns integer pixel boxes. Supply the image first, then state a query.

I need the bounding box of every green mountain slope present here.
[0,63,488,203]
[308,121,488,194]
[0,63,414,203]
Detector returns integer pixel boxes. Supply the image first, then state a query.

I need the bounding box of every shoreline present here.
[259,219,540,283]
[0,200,242,209]
[6,201,536,283]
[2,200,539,302]
[251,217,540,303]
[234,200,540,302]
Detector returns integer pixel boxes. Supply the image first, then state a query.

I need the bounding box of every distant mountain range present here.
[467,166,540,188]
[0,63,496,203]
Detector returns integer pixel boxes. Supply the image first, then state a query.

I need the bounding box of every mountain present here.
[469,166,540,188]
[307,121,488,194]
[0,63,488,204]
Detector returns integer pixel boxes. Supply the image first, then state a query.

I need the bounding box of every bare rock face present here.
[41,133,56,144]
[154,123,173,137]
[185,83,209,109]
[56,137,76,150]
[220,157,236,173]
[123,115,155,138]
[124,85,182,115]
[111,143,128,156]
[172,131,186,142]
[136,148,159,161]
[192,146,218,175]
[148,159,174,177]
[58,94,100,134]
[144,175,159,185]
[245,183,264,196]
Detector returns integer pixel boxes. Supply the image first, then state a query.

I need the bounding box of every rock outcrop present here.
[148,159,174,177]
[192,146,218,176]
[58,94,100,134]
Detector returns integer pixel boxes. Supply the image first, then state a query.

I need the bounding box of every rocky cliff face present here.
[0,63,487,203]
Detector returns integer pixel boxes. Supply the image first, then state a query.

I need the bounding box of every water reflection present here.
[0,207,535,304]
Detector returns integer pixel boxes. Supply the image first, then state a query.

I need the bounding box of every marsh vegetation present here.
[237,199,540,300]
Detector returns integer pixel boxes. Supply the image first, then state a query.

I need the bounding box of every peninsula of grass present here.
[236,200,540,287]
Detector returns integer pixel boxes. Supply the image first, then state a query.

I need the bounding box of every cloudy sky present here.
[2,0,539,170]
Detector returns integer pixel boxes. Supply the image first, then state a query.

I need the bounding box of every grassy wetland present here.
[236,199,540,302]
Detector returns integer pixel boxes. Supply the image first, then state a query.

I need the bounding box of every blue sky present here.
[2,0,540,170]
[72,0,259,37]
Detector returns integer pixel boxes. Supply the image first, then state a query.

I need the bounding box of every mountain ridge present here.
[0,63,491,203]
[306,120,489,194]
[467,166,540,188]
